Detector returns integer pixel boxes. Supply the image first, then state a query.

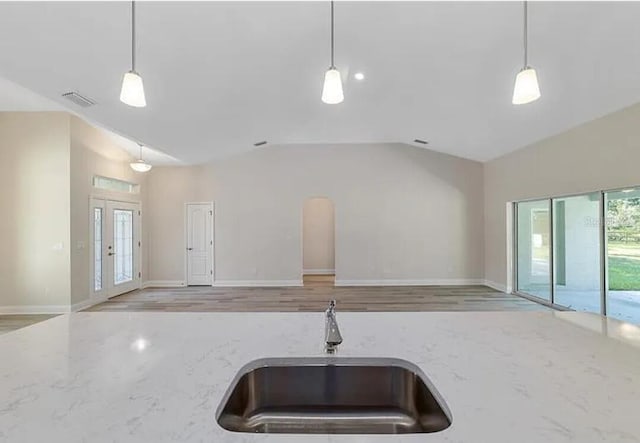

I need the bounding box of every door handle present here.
[108,252,115,256]
[187,247,193,251]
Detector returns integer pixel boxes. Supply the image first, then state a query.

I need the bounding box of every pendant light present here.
[120,1,147,107]
[512,1,541,105]
[130,144,152,172]
[321,1,344,104]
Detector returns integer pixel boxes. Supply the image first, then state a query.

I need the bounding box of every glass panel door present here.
[94,207,103,291]
[552,193,601,313]
[605,189,640,324]
[90,198,107,299]
[516,199,551,300]
[90,199,140,299]
[105,200,140,298]
[113,209,134,285]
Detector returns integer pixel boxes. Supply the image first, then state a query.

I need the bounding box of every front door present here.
[186,203,213,285]
[91,199,141,299]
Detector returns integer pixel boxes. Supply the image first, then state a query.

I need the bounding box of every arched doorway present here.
[302,197,335,287]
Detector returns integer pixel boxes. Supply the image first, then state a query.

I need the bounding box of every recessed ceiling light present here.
[413,139,429,145]
[354,72,365,81]
[253,141,267,147]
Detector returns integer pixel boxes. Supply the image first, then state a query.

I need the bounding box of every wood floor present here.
[86,277,548,313]
[0,278,547,333]
[0,315,58,335]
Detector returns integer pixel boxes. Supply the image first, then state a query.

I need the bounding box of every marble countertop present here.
[1,311,640,442]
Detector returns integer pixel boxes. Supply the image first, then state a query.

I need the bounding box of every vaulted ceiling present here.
[0,1,639,164]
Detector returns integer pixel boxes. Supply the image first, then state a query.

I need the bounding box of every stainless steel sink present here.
[216,357,452,434]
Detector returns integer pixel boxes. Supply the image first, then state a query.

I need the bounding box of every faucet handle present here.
[328,300,336,312]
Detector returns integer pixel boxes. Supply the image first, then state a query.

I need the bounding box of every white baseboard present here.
[142,280,186,288]
[334,278,485,287]
[71,296,107,312]
[0,305,71,315]
[303,269,335,275]
[483,280,508,293]
[213,280,303,287]
[0,295,114,315]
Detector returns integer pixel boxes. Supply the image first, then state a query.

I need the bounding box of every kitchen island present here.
[0,311,639,442]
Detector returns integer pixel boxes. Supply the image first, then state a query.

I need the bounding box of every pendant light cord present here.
[330,0,335,68]
[131,1,136,72]
[523,0,528,68]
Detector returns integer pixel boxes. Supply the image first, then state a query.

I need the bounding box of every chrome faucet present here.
[324,300,343,354]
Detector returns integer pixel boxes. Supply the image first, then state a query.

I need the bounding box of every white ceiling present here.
[0,1,639,164]
[0,73,180,164]
[0,74,62,112]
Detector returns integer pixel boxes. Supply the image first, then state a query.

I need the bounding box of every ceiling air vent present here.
[413,139,429,145]
[253,141,267,147]
[61,91,96,108]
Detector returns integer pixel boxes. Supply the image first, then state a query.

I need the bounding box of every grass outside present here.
[525,241,640,291]
[608,242,640,290]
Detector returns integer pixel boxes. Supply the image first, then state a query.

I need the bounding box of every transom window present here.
[93,176,139,194]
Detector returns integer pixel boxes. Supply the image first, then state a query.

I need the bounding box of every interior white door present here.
[105,200,141,297]
[186,203,213,286]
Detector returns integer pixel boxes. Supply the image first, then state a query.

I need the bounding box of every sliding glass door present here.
[552,193,601,313]
[516,200,551,300]
[605,189,640,324]
[515,189,640,325]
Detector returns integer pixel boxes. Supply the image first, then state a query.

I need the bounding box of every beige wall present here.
[303,197,335,273]
[70,116,147,305]
[484,102,640,290]
[145,166,209,284]
[0,112,146,311]
[14,103,638,302]
[147,143,484,285]
[6,103,636,306]
[0,112,71,310]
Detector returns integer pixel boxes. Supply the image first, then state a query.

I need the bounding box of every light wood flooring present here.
[0,278,548,334]
[85,277,548,313]
[0,315,58,335]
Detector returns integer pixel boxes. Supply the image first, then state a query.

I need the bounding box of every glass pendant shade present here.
[120,70,146,107]
[130,143,151,172]
[321,68,344,104]
[130,159,152,172]
[512,67,540,105]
